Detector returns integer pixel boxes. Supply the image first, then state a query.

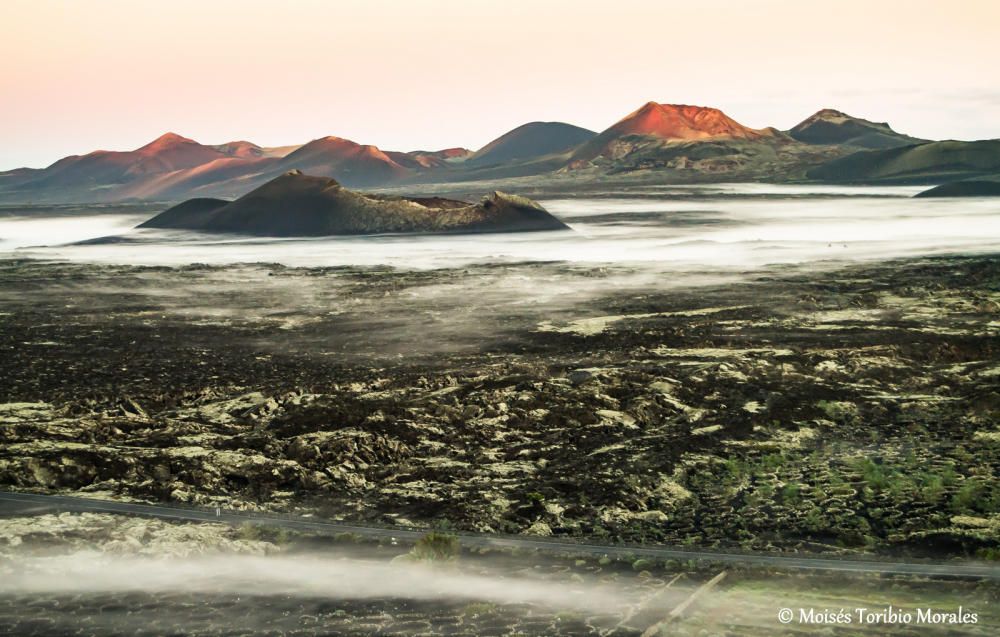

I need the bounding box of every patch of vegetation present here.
[235,522,265,541]
[234,523,294,544]
[462,602,496,617]
[780,482,802,505]
[632,558,654,571]
[978,548,1000,561]
[951,478,1000,515]
[409,531,461,563]
[816,400,859,423]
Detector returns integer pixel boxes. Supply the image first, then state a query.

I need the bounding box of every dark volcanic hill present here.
[914,178,1000,197]
[139,170,569,236]
[789,109,925,149]
[808,139,1000,183]
[467,122,596,166]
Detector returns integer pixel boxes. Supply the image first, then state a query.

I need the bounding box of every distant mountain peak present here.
[298,136,396,158]
[798,109,888,128]
[312,135,362,147]
[570,101,768,162]
[636,102,723,115]
[213,140,265,158]
[632,101,712,118]
[812,108,850,119]
[276,135,411,187]
[613,102,760,139]
[789,109,923,149]
[139,132,198,152]
[154,131,191,142]
[467,121,596,166]
[438,147,472,157]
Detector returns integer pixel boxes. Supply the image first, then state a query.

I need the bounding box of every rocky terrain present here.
[0,511,278,559]
[1,254,998,560]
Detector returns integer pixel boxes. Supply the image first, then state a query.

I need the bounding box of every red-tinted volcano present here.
[276,136,411,186]
[611,102,765,140]
[572,102,773,161]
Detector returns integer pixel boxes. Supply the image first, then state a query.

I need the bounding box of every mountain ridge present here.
[1,101,995,203]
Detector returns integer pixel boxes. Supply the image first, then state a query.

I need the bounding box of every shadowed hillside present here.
[915,178,1000,197]
[808,139,1000,183]
[139,170,569,236]
[467,122,596,166]
[789,109,925,149]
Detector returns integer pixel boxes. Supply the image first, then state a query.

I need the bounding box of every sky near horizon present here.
[1,0,998,170]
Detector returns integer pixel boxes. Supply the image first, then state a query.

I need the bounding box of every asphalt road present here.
[3,490,999,580]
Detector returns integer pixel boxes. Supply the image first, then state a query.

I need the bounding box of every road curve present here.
[2,490,998,580]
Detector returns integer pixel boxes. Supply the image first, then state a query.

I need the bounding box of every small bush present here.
[632,558,654,571]
[780,482,802,505]
[410,532,461,563]
[463,602,496,617]
[235,522,264,541]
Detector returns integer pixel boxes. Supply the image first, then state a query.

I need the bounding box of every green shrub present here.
[781,482,802,505]
[235,522,264,541]
[978,548,1000,561]
[409,532,461,563]
[632,558,654,571]
[816,400,858,423]
[849,457,890,492]
[951,479,1000,514]
[463,602,496,617]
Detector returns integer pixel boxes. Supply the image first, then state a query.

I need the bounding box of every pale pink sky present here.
[2,0,998,169]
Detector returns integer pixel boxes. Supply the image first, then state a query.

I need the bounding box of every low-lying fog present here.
[2,184,998,271]
[0,548,688,635]
[0,551,641,612]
